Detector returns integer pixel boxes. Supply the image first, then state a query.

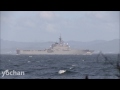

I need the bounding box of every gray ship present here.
[16,35,94,55]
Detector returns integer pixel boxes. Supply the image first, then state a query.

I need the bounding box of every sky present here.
[0,11,119,42]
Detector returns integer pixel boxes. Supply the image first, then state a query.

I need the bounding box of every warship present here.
[16,35,94,55]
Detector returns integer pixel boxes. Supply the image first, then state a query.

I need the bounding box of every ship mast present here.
[59,34,62,43]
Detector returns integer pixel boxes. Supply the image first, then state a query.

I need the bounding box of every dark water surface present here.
[0,54,119,79]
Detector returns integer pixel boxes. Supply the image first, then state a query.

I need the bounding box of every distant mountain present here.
[0,39,119,54]
[67,39,119,53]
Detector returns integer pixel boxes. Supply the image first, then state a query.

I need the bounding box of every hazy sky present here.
[0,11,119,42]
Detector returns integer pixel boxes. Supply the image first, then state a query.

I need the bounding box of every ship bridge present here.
[50,35,70,51]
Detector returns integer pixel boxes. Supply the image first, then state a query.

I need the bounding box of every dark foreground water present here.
[0,54,120,79]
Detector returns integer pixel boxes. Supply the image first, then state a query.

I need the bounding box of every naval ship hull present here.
[16,35,94,55]
[16,49,94,55]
